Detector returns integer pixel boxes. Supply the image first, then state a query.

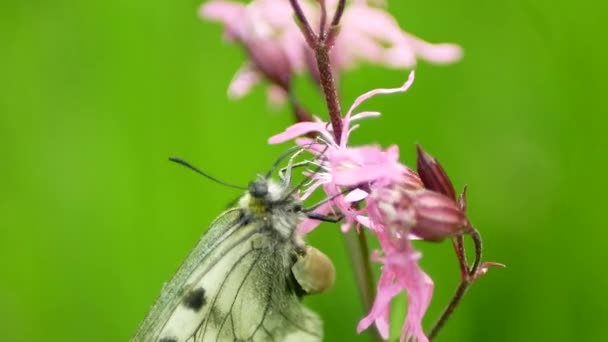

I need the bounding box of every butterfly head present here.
[240,177,301,214]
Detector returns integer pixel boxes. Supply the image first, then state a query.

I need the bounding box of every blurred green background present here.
[1,0,606,341]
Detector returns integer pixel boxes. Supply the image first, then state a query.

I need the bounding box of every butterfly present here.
[133,154,336,342]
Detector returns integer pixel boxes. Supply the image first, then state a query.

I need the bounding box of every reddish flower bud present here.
[371,184,469,242]
[416,144,456,200]
[411,189,469,241]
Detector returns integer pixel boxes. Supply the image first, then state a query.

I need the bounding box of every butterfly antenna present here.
[169,157,247,190]
[265,145,306,179]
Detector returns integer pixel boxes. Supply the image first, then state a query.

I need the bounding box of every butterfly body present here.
[133,178,325,342]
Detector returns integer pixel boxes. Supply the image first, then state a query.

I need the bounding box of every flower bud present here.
[371,184,468,242]
[410,189,469,241]
[416,144,456,200]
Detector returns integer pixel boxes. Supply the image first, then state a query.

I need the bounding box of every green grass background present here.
[1,0,606,341]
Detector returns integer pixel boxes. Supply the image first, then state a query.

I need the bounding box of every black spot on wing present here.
[158,337,177,342]
[182,287,207,311]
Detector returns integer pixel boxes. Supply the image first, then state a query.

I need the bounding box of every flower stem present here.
[343,229,383,342]
[289,0,317,47]
[429,229,483,341]
[288,2,377,340]
[318,0,328,40]
[288,91,313,123]
[468,227,482,276]
[314,44,343,144]
[428,279,469,341]
[331,0,347,27]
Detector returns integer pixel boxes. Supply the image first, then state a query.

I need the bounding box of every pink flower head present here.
[269,71,416,232]
[201,0,462,104]
[201,0,305,105]
[330,0,463,73]
[268,71,482,341]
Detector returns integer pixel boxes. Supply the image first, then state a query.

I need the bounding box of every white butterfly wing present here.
[133,209,322,342]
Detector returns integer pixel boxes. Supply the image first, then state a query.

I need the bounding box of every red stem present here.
[314,44,343,143]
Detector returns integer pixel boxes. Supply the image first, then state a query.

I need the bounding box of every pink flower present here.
[356,235,433,342]
[201,0,462,104]
[329,0,463,72]
[268,72,480,341]
[270,73,438,340]
[269,71,416,232]
[200,0,304,105]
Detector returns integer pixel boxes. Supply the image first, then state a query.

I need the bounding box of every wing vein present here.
[196,245,260,340]
[217,247,266,339]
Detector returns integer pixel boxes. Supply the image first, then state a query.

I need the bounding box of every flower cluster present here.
[201,0,462,105]
[270,71,476,341]
[200,0,500,341]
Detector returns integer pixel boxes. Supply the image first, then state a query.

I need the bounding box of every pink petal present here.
[383,45,418,68]
[350,111,382,121]
[344,188,369,202]
[266,85,287,107]
[298,218,323,234]
[297,200,332,234]
[404,33,464,64]
[268,121,326,144]
[344,71,415,121]
[328,146,406,185]
[227,64,261,98]
[357,272,401,339]
[200,1,245,25]
[356,215,372,228]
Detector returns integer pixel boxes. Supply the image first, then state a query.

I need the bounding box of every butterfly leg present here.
[306,213,343,223]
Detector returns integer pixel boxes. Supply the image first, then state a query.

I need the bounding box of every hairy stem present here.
[330,0,346,27]
[288,91,313,123]
[468,227,483,276]
[452,235,467,277]
[289,0,317,47]
[314,44,343,144]
[428,280,469,341]
[288,1,377,340]
[318,0,328,40]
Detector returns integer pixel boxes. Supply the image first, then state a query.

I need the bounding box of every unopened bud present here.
[372,184,468,242]
[416,144,456,200]
[410,190,469,241]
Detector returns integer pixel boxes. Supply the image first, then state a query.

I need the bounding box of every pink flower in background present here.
[201,0,462,104]
[201,0,305,105]
[328,0,463,73]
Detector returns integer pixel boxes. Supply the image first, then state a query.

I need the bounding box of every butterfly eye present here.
[292,203,303,212]
[248,181,268,198]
